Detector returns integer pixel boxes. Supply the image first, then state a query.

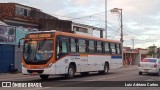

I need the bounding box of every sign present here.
[28,33,52,38]
[0,26,16,44]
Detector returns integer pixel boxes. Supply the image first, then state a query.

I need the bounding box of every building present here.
[0,3,72,32]
[0,3,55,28]
[123,47,140,65]
[72,22,104,38]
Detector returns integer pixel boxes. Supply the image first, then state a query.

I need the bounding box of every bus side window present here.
[97,41,102,53]
[110,43,116,54]
[104,42,110,54]
[89,40,95,53]
[56,37,68,59]
[69,38,76,53]
[78,39,86,53]
[116,44,120,54]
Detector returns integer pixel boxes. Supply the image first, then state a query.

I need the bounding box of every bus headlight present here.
[48,63,53,68]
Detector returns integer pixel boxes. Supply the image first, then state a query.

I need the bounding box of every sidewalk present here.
[0,73,27,79]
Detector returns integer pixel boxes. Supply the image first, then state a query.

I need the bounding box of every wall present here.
[135,53,141,65]
[0,44,14,73]
[14,45,23,72]
[72,23,93,36]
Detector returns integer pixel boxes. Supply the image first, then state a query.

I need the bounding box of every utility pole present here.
[105,0,107,39]
[120,9,123,63]
[132,38,134,49]
[111,8,123,63]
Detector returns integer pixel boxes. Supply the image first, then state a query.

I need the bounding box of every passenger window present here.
[97,41,102,53]
[78,39,86,53]
[116,44,121,54]
[61,42,67,53]
[110,43,116,54]
[70,38,76,52]
[89,40,95,53]
[104,42,110,53]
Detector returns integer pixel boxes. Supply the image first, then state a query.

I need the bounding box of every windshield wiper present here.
[38,38,46,50]
[33,38,46,61]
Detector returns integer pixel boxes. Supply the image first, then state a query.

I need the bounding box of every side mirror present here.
[18,38,24,48]
[18,41,21,48]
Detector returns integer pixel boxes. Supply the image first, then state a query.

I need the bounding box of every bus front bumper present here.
[22,64,56,75]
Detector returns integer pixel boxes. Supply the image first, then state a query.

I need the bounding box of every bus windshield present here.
[23,39,54,64]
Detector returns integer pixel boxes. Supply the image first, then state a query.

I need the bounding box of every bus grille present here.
[27,70,44,74]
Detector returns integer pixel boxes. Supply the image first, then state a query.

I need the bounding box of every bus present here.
[20,31,123,79]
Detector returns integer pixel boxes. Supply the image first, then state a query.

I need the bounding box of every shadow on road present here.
[29,72,117,82]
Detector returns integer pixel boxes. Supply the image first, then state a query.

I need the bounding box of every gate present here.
[0,45,14,73]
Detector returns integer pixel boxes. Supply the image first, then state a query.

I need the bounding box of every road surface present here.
[0,65,159,90]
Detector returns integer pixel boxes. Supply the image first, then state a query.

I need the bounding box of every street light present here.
[110,8,124,62]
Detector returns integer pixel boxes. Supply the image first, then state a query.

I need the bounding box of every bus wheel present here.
[65,65,75,79]
[98,63,109,75]
[40,75,49,80]
[80,72,89,76]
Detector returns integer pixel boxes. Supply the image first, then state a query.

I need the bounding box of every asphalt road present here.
[0,65,160,90]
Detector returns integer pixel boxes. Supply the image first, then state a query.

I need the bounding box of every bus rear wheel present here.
[65,65,75,79]
[40,75,49,80]
[98,63,109,75]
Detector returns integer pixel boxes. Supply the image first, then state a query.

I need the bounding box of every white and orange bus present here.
[20,31,123,79]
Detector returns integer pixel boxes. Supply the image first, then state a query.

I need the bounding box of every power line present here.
[68,10,110,20]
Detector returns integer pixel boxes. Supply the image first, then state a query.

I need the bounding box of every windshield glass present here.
[142,58,157,63]
[23,40,54,64]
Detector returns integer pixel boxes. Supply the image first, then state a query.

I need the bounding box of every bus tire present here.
[65,65,75,79]
[80,72,89,76]
[40,75,49,80]
[98,63,109,75]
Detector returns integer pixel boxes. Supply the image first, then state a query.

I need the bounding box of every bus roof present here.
[55,31,121,43]
[27,30,121,43]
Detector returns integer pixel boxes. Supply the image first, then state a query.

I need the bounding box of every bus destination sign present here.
[28,33,52,38]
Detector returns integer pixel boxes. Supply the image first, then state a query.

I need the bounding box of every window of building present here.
[73,26,88,33]
[15,6,31,17]
[78,39,86,53]
[69,38,76,52]
[89,40,95,53]
[110,43,116,54]
[97,41,102,53]
[104,42,110,53]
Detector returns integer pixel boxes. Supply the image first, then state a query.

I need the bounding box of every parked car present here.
[138,58,160,76]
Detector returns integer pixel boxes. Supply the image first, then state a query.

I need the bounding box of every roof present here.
[0,21,8,26]
[1,3,58,19]
[72,22,104,31]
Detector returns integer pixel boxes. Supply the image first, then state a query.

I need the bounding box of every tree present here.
[147,45,157,57]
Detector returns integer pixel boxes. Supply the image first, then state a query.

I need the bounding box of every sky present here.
[1,0,160,49]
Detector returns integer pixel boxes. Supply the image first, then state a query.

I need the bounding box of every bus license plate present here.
[31,72,38,75]
[144,69,149,72]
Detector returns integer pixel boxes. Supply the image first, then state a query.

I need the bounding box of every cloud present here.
[1,0,160,48]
